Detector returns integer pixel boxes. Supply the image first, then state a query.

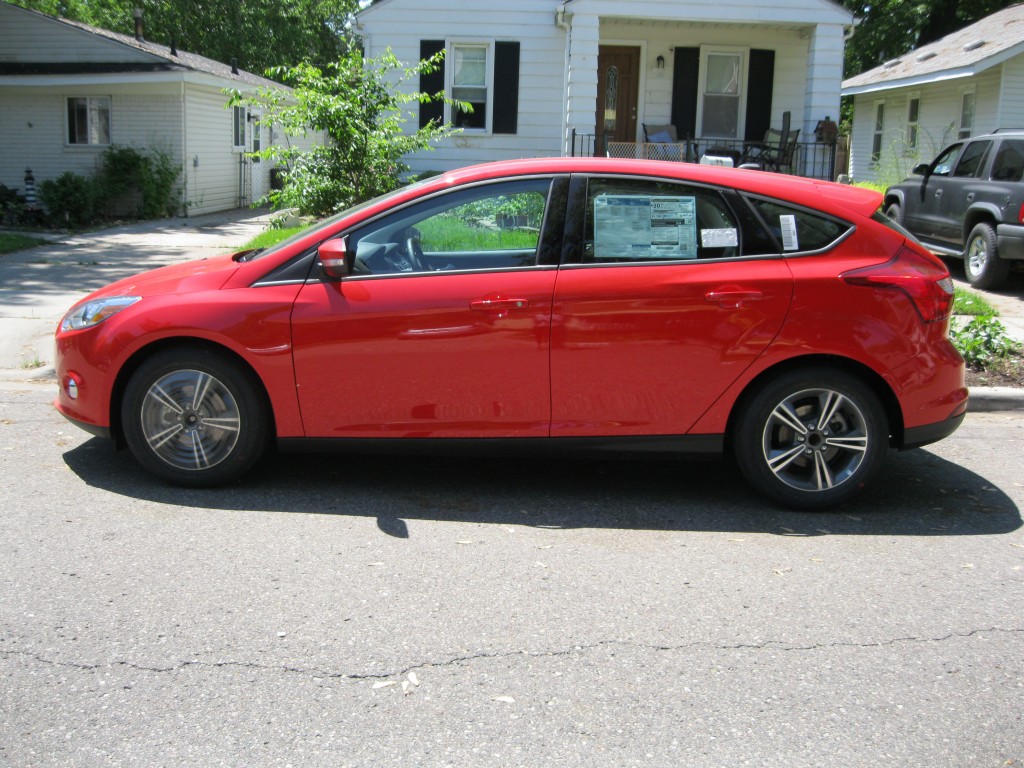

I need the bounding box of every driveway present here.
[0,209,272,384]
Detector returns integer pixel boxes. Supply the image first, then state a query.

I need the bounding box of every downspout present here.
[556,4,572,156]
[180,80,188,216]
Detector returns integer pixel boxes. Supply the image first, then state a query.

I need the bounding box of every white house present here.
[0,1,311,216]
[842,4,1024,184]
[356,0,855,178]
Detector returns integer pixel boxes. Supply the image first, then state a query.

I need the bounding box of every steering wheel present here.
[403,228,427,272]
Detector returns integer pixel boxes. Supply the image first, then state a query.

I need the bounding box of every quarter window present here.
[991,140,1024,182]
[66,96,110,145]
[748,199,849,253]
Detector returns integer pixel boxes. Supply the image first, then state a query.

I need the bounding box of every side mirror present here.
[912,163,931,176]
[318,237,350,280]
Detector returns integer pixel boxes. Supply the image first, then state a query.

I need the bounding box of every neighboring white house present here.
[0,1,312,216]
[842,4,1024,184]
[355,0,855,178]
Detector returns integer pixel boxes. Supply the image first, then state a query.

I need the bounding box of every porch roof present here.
[563,0,854,27]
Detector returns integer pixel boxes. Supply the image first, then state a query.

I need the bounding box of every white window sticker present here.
[779,214,799,251]
[594,195,697,260]
[701,228,738,248]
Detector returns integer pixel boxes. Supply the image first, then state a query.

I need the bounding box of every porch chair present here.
[740,111,799,172]
[642,124,694,162]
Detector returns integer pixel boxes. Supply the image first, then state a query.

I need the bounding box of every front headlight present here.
[60,296,141,331]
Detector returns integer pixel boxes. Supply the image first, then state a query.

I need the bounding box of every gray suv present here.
[883,130,1024,289]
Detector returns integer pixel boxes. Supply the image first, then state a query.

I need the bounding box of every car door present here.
[934,139,993,244]
[291,178,562,438]
[549,176,794,437]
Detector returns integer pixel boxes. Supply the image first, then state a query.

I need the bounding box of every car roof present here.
[421,158,881,220]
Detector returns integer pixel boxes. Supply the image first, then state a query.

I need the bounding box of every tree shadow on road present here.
[63,439,1022,538]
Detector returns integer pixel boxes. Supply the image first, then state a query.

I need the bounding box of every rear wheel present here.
[121,347,270,487]
[734,370,888,510]
[964,221,1010,290]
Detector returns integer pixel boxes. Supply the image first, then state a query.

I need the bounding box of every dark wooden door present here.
[596,46,640,153]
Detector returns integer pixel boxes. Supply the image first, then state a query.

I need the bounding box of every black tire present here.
[733,370,889,511]
[121,347,270,487]
[964,221,1010,290]
[884,202,903,225]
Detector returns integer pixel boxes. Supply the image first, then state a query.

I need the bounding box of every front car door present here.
[290,178,563,438]
[906,142,963,243]
[550,175,795,437]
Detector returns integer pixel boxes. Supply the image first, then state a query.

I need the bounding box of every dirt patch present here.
[964,354,1024,388]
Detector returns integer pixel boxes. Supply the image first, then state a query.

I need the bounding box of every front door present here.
[596,46,640,153]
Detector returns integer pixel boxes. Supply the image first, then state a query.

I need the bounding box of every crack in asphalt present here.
[3,626,1022,682]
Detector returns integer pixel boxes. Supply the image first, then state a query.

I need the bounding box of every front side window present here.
[347,179,551,275]
[930,143,963,176]
[67,97,110,145]
[700,50,744,139]
[451,43,489,130]
[953,140,992,178]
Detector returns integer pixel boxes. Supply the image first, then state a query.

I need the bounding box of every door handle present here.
[966,192,975,202]
[470,298,529,311]
[934,189,943,198]
[704,288,764,309]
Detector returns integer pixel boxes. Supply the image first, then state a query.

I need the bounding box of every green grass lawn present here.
[953,287,997,316]
[0,233,47,255]
[239,225,309,251]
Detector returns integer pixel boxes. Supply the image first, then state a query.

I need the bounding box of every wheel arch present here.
[725,355,904,451]
[109,337,276,447]
[962,206,1000,244]
[883,189,905,211]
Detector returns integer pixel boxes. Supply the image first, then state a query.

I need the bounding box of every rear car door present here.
[549,175,794,437]
[290,177,563,438]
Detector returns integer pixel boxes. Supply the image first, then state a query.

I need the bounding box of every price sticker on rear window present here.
[779,214,799,251]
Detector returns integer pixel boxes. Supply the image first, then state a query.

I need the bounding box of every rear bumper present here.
[901,407,967,450]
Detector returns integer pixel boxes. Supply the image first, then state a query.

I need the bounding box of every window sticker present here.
[779,214,799,251]
[701,228,738,248]
[594,195,697,259]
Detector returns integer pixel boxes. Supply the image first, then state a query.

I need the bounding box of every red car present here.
[54,158,966,509]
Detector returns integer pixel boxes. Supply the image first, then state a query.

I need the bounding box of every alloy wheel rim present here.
[139,369,241,471]
[761,387,869,492]
[967,236,987,277]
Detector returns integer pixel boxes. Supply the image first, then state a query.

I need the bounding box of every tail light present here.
[841,246,954,324]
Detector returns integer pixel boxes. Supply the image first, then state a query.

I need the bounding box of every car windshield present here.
[239,179,437,262]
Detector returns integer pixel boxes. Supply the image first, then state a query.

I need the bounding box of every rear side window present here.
[581,178,774,263]
[747,198,850,253]
[991,140,1024,182]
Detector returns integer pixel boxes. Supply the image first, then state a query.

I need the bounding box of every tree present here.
[228,49,464,216]
[841,0,1018,78]
[10,0,359,72]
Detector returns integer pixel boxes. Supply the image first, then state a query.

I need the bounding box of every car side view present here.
[883,129,1024,289]
[54,158,967,510]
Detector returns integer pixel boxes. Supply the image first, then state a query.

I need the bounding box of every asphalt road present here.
[1,380,1022,767]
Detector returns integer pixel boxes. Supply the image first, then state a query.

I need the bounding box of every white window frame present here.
[446,40,493,134]
[66,96,111,146]
[232,105,246,152]
[905,92,920,154]
[958,88,976,140]
[250,109,262,163]
[696,46,747,140]
[870,100,885,165]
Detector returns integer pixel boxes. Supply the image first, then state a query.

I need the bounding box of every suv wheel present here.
[964,222,1010,290]
[884,202,903,225]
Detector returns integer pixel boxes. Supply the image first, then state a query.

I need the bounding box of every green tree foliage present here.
[841,0,1019,77]
[228,48,464,217]
[11,0,359,72]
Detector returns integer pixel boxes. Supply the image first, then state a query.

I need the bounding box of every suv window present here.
[930,143,962,176]
[991,139,1024,182]
[952,140,992,178]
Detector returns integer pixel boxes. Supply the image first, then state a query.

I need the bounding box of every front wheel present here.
[884,202,903,225]
[121,347,270,487]
[733,370,889,510]
[964,221,1010,290]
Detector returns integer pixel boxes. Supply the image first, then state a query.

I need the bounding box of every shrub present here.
[97,146,181,219]
[38,172,100,228]
[950,315,1021,369]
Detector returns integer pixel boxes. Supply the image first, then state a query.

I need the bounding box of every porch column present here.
[564,12,599,155]
[803,23,845,177]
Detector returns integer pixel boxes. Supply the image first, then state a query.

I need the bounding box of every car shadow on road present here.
[62,439,1022,537]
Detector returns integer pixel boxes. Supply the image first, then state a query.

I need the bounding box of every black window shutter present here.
[493,41,520,135]
[744,49,775,141]
[670,47,700,139]
[419,40,445,129]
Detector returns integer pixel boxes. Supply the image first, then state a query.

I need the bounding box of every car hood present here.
[85,253,241,300]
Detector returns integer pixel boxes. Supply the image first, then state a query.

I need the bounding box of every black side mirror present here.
[318,238,350,280]
[912,163,931,176]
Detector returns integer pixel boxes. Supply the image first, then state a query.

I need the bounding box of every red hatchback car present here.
[54,158,966,509]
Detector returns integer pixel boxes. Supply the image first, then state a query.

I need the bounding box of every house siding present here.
[998,56,1024,129]
[184,86,246,215]
[0,3,157,65]
[848,66,1007,183]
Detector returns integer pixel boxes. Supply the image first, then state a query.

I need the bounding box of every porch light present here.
[656,55,665,69]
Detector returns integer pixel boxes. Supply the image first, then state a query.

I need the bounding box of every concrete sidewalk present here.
[0,208,272,384]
